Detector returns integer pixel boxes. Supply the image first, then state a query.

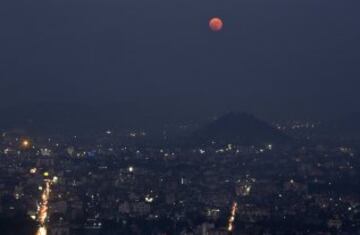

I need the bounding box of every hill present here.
[189,112,291,146]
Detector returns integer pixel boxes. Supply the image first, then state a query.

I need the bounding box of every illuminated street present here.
[227,201,238,232]
[36,180,51,235]
[1,0,360,233]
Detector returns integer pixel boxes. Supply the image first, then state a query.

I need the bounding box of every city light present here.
[21,138,32,149]
[1,4,359,234]
[145,196,154,203]
[22,140,30,147]
[36,180,51,235]
[52,176,59,184]
[227,202,238,232]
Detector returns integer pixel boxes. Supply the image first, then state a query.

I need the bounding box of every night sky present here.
[1,0,359,119]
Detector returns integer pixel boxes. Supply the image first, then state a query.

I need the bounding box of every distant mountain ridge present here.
[189,112,291,146]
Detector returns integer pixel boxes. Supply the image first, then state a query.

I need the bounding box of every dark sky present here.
[1,0,359,119]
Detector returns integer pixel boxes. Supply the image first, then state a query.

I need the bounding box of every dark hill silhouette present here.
[189,112,291,146]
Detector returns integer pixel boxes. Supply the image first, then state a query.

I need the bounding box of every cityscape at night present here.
[1,114,360,235]
[1,0,360,234]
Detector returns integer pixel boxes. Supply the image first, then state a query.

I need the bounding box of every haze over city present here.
[1,0,360,235]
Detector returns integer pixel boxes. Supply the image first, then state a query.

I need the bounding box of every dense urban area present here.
[0,114,360,235]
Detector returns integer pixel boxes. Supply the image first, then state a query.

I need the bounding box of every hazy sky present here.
[1,0,359,119]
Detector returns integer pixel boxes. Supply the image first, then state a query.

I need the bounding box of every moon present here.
[209,17,223,32]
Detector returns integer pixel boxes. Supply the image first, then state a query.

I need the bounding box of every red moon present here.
[209,17,223,31]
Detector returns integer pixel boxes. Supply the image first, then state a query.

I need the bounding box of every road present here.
[35,180,51,235]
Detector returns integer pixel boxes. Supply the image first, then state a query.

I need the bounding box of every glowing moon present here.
[209,17,223,32]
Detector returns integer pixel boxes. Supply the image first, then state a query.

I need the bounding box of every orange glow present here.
[209,17,223,32]
[20,138,32,149]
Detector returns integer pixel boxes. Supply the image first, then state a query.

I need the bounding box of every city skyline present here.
[1,0,360,234]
